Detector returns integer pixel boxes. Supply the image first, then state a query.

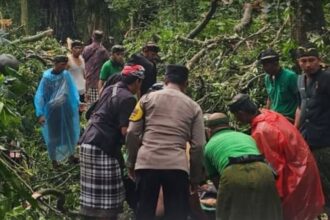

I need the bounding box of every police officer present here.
[126,64,205,220]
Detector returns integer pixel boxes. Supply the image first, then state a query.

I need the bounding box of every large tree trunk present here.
[79,0,112,47]
[20,0,28,34]
[291,0,326,45]
[39,0,77,42]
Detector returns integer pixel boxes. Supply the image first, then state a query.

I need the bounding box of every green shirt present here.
[265,68,298,119]
[99,59,122,81]
[203,129,260,177]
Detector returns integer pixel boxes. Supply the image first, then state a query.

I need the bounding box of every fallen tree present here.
[10,28,53,45]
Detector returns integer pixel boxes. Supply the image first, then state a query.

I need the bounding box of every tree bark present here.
[234,3,253,32]
[186,0,218,39]
[186,42,218,70]
[291,0,326,45]
[20,0,28,34]
[39,0,77,42]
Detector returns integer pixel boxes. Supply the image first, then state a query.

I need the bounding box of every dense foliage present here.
[0,0,329,218]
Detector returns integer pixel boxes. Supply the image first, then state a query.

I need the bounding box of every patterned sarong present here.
[86,88,99,106]
[80,144,125,218]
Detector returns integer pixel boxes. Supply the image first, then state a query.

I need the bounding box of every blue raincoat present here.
[34,69,80,161]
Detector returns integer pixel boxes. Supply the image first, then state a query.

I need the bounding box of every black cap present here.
[53,55,68,64]
[165,64,189,81]
[258,49,279,63]
[143,41,160,52]
[111,45,125,53]
[296,43,319,58]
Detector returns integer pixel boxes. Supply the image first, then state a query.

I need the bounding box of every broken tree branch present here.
[240,73,265,93]
[186,42,218,70]
[222,0,233,5]
[234,3,253,32]
[177,36,222,46]
[232,25,270,54]
[269,16,290,47]
[176,36,206,46]
[10,29,53,45]
[186,0,218,39]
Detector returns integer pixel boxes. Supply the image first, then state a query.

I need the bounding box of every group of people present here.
[34,30,159,166]
[257,45,330,218]
[33,28,330,220]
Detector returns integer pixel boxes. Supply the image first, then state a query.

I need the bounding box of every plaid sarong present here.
[86,88,99,106]
[80,144,125,217]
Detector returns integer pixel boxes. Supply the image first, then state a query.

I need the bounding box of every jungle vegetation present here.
[0,0,329,218]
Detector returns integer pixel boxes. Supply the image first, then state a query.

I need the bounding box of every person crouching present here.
[203,113,283,220]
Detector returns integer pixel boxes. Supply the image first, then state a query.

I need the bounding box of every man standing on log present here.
[295,44,330,215]
[126,64,205,220]
[259,48,299,122]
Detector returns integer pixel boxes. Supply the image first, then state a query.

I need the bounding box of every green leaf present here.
[0,102,3,114]
[4,66,21,78]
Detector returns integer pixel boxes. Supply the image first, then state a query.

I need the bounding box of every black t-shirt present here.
[79,81,136,156]
[128,53,157,95]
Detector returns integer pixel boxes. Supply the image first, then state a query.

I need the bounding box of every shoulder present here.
[139,90,157,105]
[63,70,74,80]
[204,137,217,154]
[42,69,52,78]
[116,85,135,100]
[83,44,93,51]
[283,68,296,75]
[129,53,152,67]
[252,112,273,131]
[102,60,110,67]
[174,91,203,117]
[264,74,271,83]
[62,70,71,76]
[205,132,224,150]
[181,92,202,111]
[79,55,85,63]
[99,45,109,53]
[320,69,330,79]
[317,70,330,89]
[283,68,297,79]
[67,54,73,61]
